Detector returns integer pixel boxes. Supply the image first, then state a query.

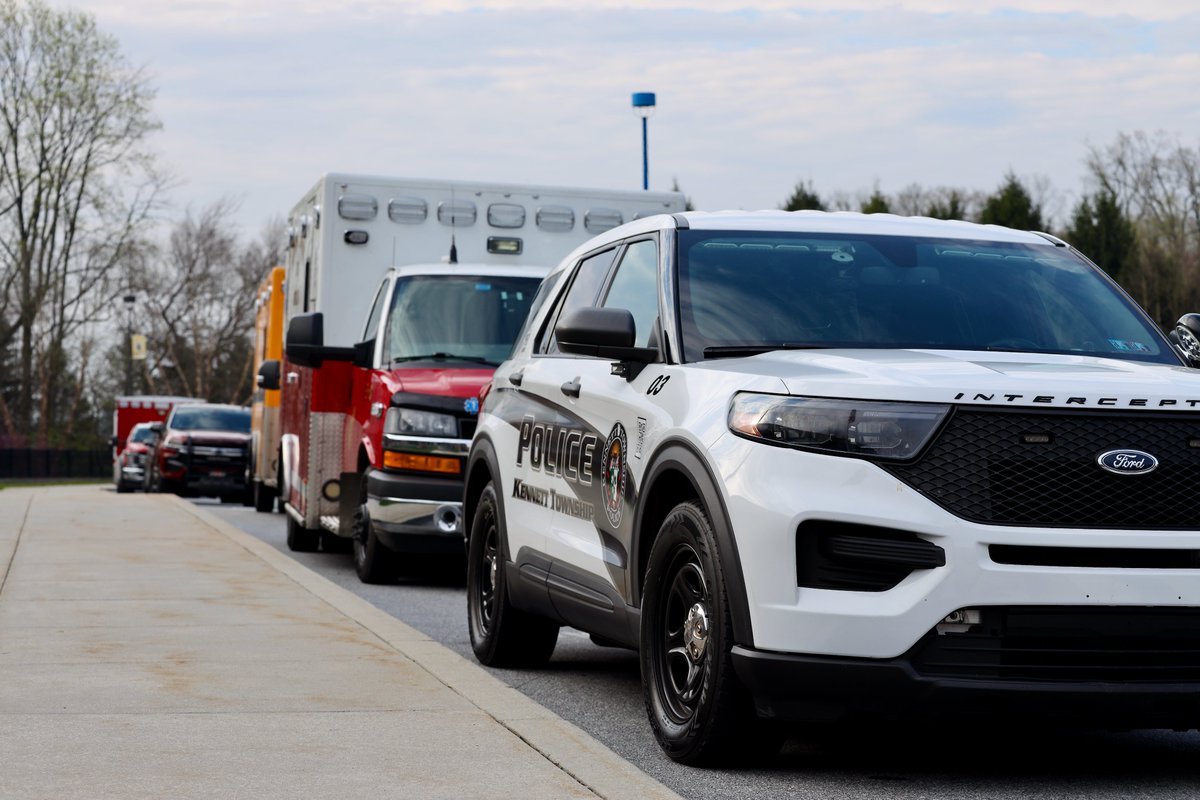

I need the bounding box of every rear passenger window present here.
[539,248,618,354]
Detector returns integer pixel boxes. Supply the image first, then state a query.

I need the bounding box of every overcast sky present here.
[50,0,1200,236]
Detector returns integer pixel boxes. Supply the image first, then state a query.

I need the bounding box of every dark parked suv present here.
[145,403,252,502]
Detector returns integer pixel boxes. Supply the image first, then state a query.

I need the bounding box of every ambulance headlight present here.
[385,407,458,438]
[728,394,949,462]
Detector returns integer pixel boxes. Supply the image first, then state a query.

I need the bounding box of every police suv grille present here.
[881,409,1200,528]
[912,607,1200,682]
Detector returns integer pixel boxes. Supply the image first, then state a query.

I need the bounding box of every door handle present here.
[508,371,523,387]
[560,377,581,398]
[286,371,299,385]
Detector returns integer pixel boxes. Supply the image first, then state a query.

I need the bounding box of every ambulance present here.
[279,174,685,581]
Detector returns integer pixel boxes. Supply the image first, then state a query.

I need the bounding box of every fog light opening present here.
[322,480,341,502]
[936,608,981,635]
[436,504,461,533]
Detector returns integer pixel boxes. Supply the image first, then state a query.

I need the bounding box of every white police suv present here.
[463,210,1200,764]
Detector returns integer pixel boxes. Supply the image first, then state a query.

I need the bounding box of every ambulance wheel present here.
[352,491,396,583]
[467,481,559,667]
[641,500,757,766]
[286,514,320,552]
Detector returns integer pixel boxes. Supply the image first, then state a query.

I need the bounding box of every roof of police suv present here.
[551,210,1059,277]
[674,209,1053,243]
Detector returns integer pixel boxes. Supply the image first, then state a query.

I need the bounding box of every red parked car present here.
[113,421,160,493]
[144,403,252,503]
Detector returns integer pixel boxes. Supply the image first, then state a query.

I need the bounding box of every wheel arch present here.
[464,434,501,552]
[632,439,755,648]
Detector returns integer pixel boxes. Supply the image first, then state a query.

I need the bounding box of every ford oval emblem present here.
[1097,449,1158,475]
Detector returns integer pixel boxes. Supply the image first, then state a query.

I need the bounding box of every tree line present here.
[781,130,1200,334]
[2,0,1199,449]
[0,0,279,448]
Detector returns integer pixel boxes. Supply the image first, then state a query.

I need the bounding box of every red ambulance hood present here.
[393,366,494,398]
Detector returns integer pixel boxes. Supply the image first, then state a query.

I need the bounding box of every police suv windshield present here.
[382,274,542,366]
[676,231,1175,365]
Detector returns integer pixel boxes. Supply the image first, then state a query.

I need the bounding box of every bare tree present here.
[131,201,277,405]
[0,0,166,444]
[1085,131,1200,329]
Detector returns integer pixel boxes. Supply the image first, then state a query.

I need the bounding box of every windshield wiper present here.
[703,344,828,359]
[390,352,500,366]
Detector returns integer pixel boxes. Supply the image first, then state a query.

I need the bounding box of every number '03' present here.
[646,375,670,395]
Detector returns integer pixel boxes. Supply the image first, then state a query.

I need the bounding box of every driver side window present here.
[538,247,618,354]
[601,238,659,348]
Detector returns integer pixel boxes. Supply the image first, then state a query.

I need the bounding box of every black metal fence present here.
[0,448,112,480]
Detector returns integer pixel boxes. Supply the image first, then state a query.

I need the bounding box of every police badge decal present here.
[601,422,628,527]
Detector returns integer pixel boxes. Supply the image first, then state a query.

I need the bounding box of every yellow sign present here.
[130,334,147,361]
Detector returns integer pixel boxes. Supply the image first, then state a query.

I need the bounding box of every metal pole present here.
[125,314,133,394]
[641,116,649,191]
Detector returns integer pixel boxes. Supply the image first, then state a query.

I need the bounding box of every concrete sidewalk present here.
[0,485,681,800]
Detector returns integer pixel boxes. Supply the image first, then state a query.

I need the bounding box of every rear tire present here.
[286,514,320,552]
[467,481,559,667]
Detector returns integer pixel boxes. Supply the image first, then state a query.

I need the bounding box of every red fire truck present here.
[279,174,684,582]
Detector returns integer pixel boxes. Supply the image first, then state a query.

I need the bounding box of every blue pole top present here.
[631,92,656,108]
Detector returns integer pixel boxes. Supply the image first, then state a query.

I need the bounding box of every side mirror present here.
[285,312,356,368]
[1173,313,1200,367]
[257,359,281,391]
[556,307,658,364]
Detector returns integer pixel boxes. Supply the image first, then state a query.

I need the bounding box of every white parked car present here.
[463,210,1200,764]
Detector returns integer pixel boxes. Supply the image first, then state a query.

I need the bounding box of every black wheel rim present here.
[472,504,500,636]
[654,541,711,725]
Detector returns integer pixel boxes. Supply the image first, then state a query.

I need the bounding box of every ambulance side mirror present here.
[257,360,281,391]
[285,312,356,368]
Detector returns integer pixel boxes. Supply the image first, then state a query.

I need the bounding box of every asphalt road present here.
[200,499,1200,799]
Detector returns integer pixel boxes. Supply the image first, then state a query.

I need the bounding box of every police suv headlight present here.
[728,394,950,462]
[384,407,458,438]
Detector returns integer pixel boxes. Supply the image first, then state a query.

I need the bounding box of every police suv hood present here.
[717,349,1200,410]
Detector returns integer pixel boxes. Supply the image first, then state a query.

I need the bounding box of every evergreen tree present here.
[1066,190,1136,283]
[781,180,825,211]
[860,188,890,214]
[924,190,968,221]
[978,172,1045,230]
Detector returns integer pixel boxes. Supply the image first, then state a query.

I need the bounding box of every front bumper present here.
[365,468,464,554]
[710,433,1200,659]
[732,636,1200,729]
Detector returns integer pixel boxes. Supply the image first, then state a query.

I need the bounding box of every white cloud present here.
[42,1,1200,232]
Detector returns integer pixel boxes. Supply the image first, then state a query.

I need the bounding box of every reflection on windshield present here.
[383,275,541,365]
[171,407,251,433]
[676,231,1173,364]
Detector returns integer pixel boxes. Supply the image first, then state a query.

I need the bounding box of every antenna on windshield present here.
[448,186,459,264]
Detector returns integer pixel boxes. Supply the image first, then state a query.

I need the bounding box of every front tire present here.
[467,481,559,667]
[641,500,757,765]
[352,483,397,583]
